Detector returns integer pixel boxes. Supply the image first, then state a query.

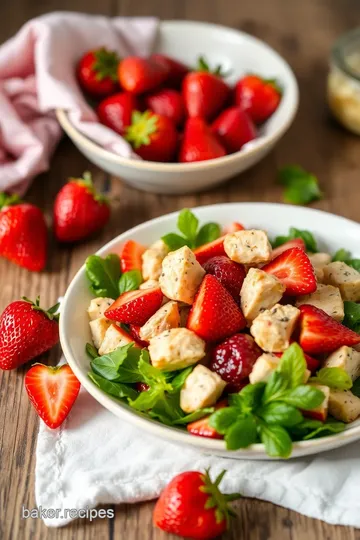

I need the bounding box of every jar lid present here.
[332,27,360,82]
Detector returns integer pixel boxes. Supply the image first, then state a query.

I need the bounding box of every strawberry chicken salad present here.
[85,209,360,458]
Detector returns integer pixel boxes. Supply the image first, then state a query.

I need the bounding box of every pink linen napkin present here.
[0,12,159,194]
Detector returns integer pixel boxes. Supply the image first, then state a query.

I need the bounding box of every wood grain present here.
[1,0,360,538]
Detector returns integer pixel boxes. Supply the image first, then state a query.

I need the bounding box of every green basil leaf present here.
[237,382,266,411]
[262,371,289,404]
[138,355,170,387]
[332,248,352,262]
[88,372,138,401]
[177,208,199,243]
[168,366,194,391]
[277,343,307,389]
[310,367,353,390]
[86,342,98,359]
[195,223,221,248]
[343,301,360,333]
[259,423,292,458]
[150,392,184,424]
[350,259,360,272]
[161,233,189,251]
[351,378,360,398]
[282,385,325,410]
[225,416,258,450]
[209,407,240,434]
[173,407,215,425]
[129,387,163,411]
[302,421,345,440]
[119,269,142,295]
[288,418,323,438]
[85,254,122,299]
[259,402,303,427]
[116,347,143,383]
[90,343,135,381]
[278,165,323,206]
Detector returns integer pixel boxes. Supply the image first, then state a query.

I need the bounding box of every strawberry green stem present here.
[125,111,158,149]
[195,56,230,78]
[22,296,60,322]
[0,192,21,210]
[93,48,120,83]
[70,172,109,205]
[199,469,241,527]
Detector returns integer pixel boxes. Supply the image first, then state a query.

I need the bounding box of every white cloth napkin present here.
[0,13,158,194]
[35,372,360,528]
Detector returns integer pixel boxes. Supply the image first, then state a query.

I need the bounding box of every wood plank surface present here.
[1,0,360,539]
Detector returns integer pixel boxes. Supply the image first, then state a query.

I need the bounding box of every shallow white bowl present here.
[60,203,360,459]
[57,20,299,194]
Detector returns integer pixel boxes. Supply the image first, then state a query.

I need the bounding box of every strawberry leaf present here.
[278,165,323,206]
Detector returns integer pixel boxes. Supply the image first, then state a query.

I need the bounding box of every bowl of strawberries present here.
[57,20,299,194]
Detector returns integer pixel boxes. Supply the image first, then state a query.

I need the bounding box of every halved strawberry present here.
[203,256,246,302]
[222,222,245,235]
[25,364,80,429]
[187,274,246,342]
[262,247,316,296]
[271,238,306,259]
[120,240,146,273]
[299,305,360,354]
[105,288,163,326]
[193,236,226,265]
[187,400,227,439]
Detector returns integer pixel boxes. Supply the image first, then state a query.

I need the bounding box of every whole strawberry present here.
[153,469,240,539]
[182,56,231,120]
[234,75,282,124]
[145,88,185,126]
[97,92,141,135]
[77,48,120,98]
[125,110,178,162]
[54,172,110,243]
[0,194,47,272]
[0,297,59,370]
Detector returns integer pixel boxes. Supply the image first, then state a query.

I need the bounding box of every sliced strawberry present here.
[203,255,246,302]
[187,400,227,439]
[222,222,245,235]
[271,238,306,259]
[129,324,149,347]
[299,305,360,354]
[193,236,226,265]
[262,247,317,296]
[25,364,80,429]
[120,240,146,273]
[105,288,163,326]
[187,274,246,342]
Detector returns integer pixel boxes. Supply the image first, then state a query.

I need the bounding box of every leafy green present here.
[90,343,135,381]
[310,367,353,390]
[278,165,323,206]
[351,378,360,398]
[162,209,221,250]
[85,254,122,299]
[272,227,318,252]
[289,419,345,440]
[343,301,360,333]
[173,408,215,425]
[86,342,98,359]
[119,270,142,295]
[208,343,328,458]
[88,372,138,401]
[331,249,360,273]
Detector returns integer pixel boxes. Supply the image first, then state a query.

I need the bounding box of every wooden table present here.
[1,0,360,538]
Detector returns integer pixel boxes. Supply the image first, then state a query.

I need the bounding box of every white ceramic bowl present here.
[60,203,360,459]
[57,20,299,194]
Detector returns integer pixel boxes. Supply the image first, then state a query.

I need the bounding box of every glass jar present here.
[328,28,360,135]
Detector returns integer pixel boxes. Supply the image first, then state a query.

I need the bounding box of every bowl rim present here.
[60,202,360,458]
[56,19,299,172]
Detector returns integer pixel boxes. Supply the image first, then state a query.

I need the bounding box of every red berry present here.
[179,118,226,163]
[150,54,189,88]
[234,75,281,124]
[145,88,185,126]
[118,57,168,94]
[97,92,141,135]
[212,106,256,153]
[210,334,262,392]
[203,256,246,302]
[77,48,119,98]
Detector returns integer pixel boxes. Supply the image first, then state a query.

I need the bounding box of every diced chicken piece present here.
[250,304,300,352]
[328,389,360,423]
[249,352,310,384]
[180,365,226,413]
[323,346,360,381]
[224,229,272,265]
[142,240,169,281]
[308,253,332,283]
[89,317,112,349]
[98,324,133,355]
[323,261,360,302]
[88,297,115,321]
[295,284,344,322]
[159,246,205,305]
[148,328,205,371]
[139,279,159,290]
[305,384,330,422]
[241,268,286,323]
[139,301,180,341]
